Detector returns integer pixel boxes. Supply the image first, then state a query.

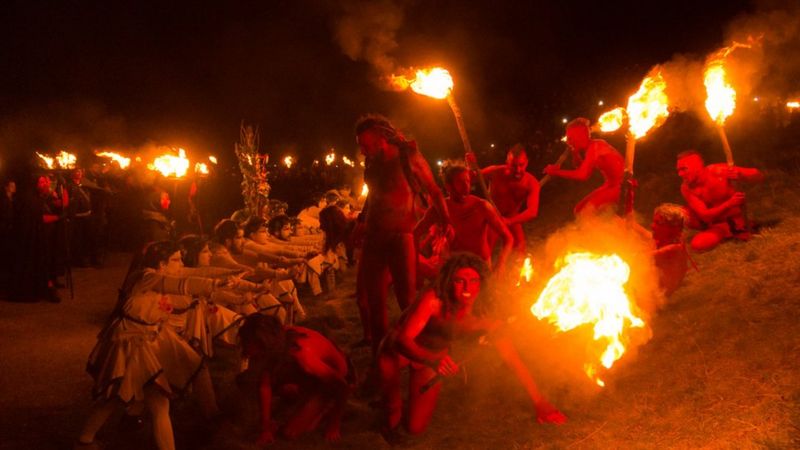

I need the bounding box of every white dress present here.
[86,270,216,403]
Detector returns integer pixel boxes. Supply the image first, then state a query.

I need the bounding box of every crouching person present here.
[237,315,354,444]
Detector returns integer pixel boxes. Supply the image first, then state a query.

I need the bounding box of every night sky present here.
[0,0,759,166]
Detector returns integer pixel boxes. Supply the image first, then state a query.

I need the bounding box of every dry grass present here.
[1,169,799,449]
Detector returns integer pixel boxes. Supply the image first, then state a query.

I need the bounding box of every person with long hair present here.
[237,315,354,444]
[77,241,227,450]
[377,253,566,440]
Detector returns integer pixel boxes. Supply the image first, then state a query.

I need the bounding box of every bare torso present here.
[364,150,419,234]
[589,140,624,186]
[447,196,494,262]
[487,171,536,218]
[682,164,738,222]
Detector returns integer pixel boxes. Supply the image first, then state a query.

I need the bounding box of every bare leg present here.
[406,364,441,435]
[144,385,175,450]
[77,398,119,444]
[509,223,526,255]
[387,233,416,311]
[363,248,391,357]
[574,185,620,216]
[378,351,405,431]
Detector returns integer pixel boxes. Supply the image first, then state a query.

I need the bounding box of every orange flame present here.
[704,62,736,125]
[36,153,55,169]
[148,148,190,178]
[360,183,369,197]
[786,101,800,110]
[626,69,670,139]
[96,151,131,169]
[391,67,454,99]
[517,257,534,286]
[530,252,645,386]
[208,155,218,164]
[194,162,210,175]
[342,156,355,167]
[325,151,336,166]
[597,107,626,133]
[283,156,294,168]
[55,151,77,169]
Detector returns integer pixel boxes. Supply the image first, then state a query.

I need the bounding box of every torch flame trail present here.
[390,67,453,99]
[596,107,626,133]
[96,151,131,169]
[626,69,670,140]
[36,152,55,169]
[148,148,190,178]
[531,252,644,386]
[704,62,736,125]
[55,150,77,169]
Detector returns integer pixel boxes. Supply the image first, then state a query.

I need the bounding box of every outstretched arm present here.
[492,335,567,424]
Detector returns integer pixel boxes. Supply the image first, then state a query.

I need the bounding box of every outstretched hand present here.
[727,192,746,207]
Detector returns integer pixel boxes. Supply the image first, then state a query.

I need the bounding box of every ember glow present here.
[626,69,670,139]
[208,155,218,164]
[96,151,131,169]
[325,151,336,166]
[148,148,190,178]
[787,101,800,110]
[704,62,736,125]
[283,156,294,168]
[342,156,355,167]
[530,252,645,386]
[597,107,626,133]
[360,183,369,197]
[517,257,534,286]
[391,67,454,99]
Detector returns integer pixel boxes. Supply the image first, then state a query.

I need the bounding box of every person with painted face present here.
[416,161,514,273]
[543,118,624,216]
[355,114,451,358]
[676,150,763,252]
[377,253,566,440]
[467,143,540,255]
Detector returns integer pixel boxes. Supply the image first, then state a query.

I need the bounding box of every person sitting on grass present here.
[377,253,566,441]
[676,150,764,252]
[236,315,354,444]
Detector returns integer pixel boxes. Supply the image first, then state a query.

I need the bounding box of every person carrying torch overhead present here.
[676,150,763,252]
[543,118,624,216]
[354,114,453,357]
[466,144,539,256]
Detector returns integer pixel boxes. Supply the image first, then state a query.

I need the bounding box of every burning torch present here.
[391,67,494,207]
[620,69,670,216]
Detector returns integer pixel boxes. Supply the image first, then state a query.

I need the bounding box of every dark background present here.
[0,0,756,165]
